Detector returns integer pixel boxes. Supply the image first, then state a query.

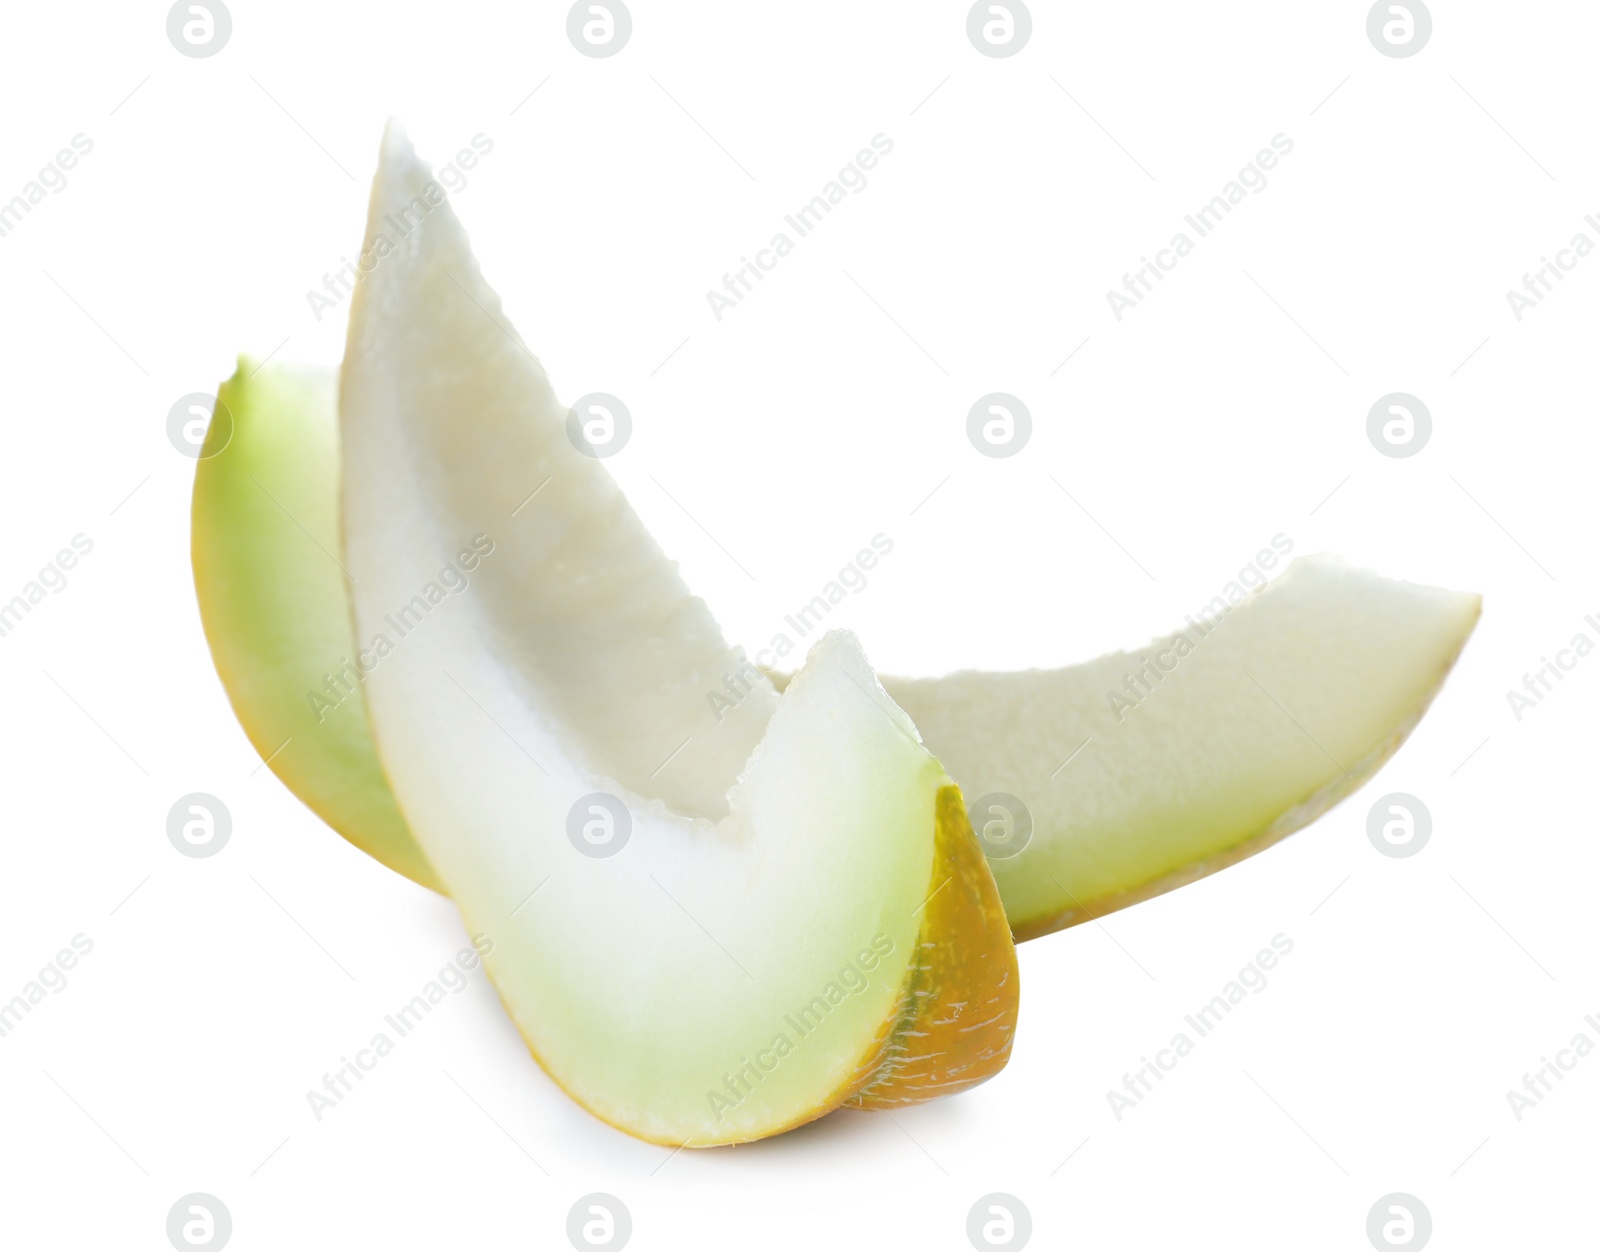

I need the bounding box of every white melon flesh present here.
[338,125,1016,1145]
[882,556,1480,938]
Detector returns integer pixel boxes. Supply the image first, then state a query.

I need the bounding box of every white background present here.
[0,1,1594,1248]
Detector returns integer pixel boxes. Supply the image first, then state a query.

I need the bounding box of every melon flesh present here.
[880,556,1480,938]
[335,123,1016,1145]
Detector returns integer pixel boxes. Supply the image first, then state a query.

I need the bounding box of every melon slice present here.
[878,556,1480,939]
[192,361,439,890]
[335,123,1016,1145]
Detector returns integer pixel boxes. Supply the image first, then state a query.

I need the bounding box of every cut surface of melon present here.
[880,555,1480,939]
[336,123,1015,1145]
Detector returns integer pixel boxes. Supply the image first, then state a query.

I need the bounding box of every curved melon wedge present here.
[881,555,1480,939]
[337,123,1016,1145]
[191,360,439,891]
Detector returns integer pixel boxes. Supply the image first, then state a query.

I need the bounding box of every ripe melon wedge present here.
[332,123,1015,1145]
[878,556,1479,939]
[192,361,439,890]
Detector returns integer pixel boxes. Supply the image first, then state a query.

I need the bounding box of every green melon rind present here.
[191,359,441,892]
